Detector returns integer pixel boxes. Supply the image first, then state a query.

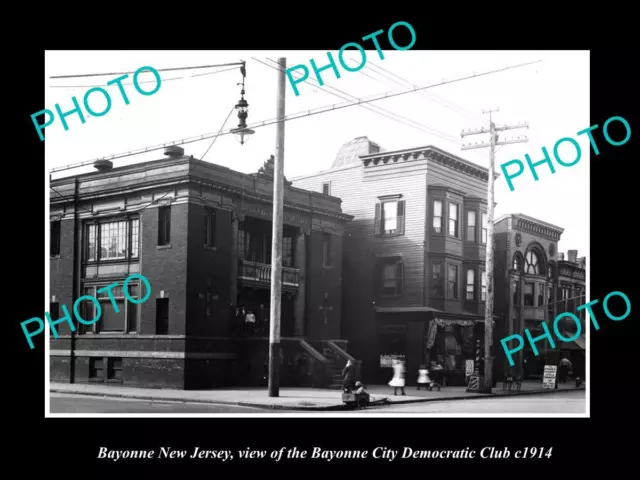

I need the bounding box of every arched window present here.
[512,254,521,271]
[525,251,540,275]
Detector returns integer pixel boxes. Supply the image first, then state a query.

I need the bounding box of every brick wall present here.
[186,204,233,338]
[49,218,75,335]
[305,229,344,341]
[139,203,189,336]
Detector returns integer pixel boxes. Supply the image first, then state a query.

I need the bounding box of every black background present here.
[12,8,635,476]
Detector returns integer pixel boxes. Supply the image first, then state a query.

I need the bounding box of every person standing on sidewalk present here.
[416,364,430,390]
[559,357,572,383]
[389,359,406,396]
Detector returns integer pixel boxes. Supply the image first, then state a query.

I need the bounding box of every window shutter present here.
[396,261,404,295]
[397,200,405,235]
[374,202,381,236]
[372,262,381,300]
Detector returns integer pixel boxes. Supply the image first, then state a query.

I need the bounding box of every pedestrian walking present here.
[416,364,430,390]
[389,359,406,396]
[342,359,356,393]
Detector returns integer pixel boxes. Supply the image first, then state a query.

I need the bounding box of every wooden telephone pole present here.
[461,108,528,392]
[268,57,287,397]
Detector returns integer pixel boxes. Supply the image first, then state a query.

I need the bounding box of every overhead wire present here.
[356,58,490,125]
[201,106,236,159]
[50,66,239,89]
[258,57,462,145]
[50,181,189,215]
[48,59,542,174]
[49,62,245,79]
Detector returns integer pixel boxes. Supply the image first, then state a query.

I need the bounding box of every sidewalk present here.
[50,380,585,411]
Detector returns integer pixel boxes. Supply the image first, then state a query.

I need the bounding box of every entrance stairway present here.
[323,346,348,390]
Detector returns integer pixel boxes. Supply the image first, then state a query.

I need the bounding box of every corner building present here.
[493,214,586,379]
[292,137,497,386]
[49,149,353,389]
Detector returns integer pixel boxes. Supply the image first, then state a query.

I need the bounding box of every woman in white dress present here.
[389,359,406,396]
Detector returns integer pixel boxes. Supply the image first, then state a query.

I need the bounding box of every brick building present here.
[49,147,354,389]
[493,214,586,380]
[292,137,497,386]
[554,249,586,378]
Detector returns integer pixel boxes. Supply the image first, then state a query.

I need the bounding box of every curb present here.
[365,386,586,408]
[49,388,349,411]
[50,386,585,412]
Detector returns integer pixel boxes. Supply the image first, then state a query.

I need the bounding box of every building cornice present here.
[51,174,353,223]
[361,145,492,182]
[495,213,564,241]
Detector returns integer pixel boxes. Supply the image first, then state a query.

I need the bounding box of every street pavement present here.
[50,394,279,414]
[50,390,585,414]
[353,390,586,414]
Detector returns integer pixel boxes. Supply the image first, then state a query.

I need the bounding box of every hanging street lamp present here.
[232,62,255,145]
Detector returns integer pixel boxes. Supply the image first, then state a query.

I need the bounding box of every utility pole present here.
[461,108,528,393]
[268,57,286,397]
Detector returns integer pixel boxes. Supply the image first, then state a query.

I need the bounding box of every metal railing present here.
[238,259,300,288]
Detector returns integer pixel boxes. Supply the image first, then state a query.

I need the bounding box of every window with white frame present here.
[466,210,476,242]
[449,203,459,238]
[374,197,406,236]
[466,268,475,300]
[481,212,488,244]
[481,270,487,301]
[86,218,139,262]
[433,200,443,233]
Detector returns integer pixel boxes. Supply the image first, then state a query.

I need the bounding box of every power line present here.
[258,57,461,145]
[360,58,490,124]
[50,66,239,89]
[49,62,245,79]
[201,106,235,160]
[49,185,93,214]
[50,181,188,215]
[49,59,541,174]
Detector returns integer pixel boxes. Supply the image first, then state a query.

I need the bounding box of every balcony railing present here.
[238,259,300,290]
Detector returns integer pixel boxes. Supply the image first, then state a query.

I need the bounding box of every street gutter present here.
[50,386,586,412]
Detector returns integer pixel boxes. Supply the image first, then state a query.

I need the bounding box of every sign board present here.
[465,360,474,377]
[380,354,405,368]
[543,365,557,389]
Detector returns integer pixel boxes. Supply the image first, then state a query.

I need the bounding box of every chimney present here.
[558,252,565,261]
[568,250,578,263]
[164,145,185,157]
[93,159,113,172]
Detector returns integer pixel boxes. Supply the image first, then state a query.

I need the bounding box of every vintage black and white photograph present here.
[44,50,589,416]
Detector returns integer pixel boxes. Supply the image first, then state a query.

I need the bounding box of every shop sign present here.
[543,365,557,389]
[380,353,405,368]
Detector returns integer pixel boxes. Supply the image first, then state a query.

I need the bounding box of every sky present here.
[45,50,589,258]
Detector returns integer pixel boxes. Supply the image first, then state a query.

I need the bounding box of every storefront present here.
[375,307,487,387]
